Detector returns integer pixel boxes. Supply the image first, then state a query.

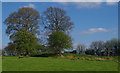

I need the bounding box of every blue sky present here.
[0,2,2,49]
[1,0,119,2]
[1,2,118,48]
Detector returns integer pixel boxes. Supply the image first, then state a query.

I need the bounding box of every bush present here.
[85,49,95,55]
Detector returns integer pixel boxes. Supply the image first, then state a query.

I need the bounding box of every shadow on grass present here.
[31,53,56,57]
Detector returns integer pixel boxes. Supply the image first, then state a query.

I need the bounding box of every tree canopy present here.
[4,7,40,40]
[48,31,72,54]
[42,7,73,33]
[13,29,39,55]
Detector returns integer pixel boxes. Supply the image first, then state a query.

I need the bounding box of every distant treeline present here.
[65,38,120,56]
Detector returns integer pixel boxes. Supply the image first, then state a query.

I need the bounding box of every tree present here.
[76,44,86,55]
[42,7,74,54]
[4,7,41,56]
[105,40,112,57]
[42,7,73,33]
[110,38,119,56]
[90,41,105,56]
[117,39,120,56]
[85,49,95,55]
[48,31,72,54]
[105,38,119,56]
[13,29,39,56]
[33,44,45,55]
[4,7,40,40]
[4,42,17,56]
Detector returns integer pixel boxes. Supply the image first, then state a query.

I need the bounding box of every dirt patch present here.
[65,56,113,61]
[92,58,106,61]
[48,54,113,61]
[66,56,75,59]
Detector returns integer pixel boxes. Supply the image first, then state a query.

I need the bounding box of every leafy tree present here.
[4,42,17,56]
[48,31,72,54]
[42,7,73,33]
[13,29,39,56]
[4,7,40,40]
[4,7,41,56]
[33,44,45,54]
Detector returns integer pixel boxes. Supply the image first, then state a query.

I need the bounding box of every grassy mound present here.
[60,53,114,61]
[31,53,115,61]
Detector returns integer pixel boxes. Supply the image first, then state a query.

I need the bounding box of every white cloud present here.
[51,0,119,2]
[106,0,119,2]
[76,2,101,8]
[52,0,118,8]
[23,4,35,8]
[80,28,109,34]
[106,0,119,5]
[58,2,101,8]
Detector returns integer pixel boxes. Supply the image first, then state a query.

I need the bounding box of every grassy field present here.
[2,54,118,71]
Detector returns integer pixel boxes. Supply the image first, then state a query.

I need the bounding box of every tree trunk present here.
[107,48,110,57]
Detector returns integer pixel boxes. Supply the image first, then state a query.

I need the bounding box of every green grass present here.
[0,56,2,72]
[2,55,118,71]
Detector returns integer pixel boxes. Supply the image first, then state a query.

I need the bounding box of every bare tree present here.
[90,41,105,56]
[76,44,86,55]
[42,7,73,33]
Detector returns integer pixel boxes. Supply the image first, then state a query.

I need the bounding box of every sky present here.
[1,0,119,2]
[0,2,2,49]
[1,1,118,49]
